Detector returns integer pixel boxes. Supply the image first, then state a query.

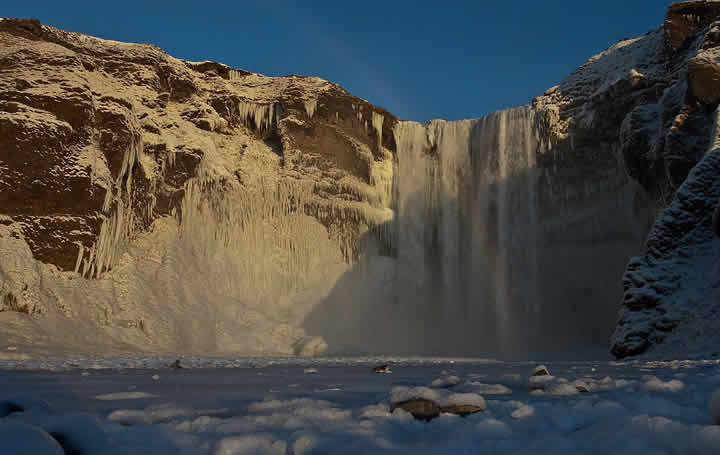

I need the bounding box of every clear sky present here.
[5,0,674,122]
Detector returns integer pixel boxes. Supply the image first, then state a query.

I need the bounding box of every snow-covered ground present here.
[1,357,720,454]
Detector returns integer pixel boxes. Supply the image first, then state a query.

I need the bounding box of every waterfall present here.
[387,106,542,356]
[303,102,652,358]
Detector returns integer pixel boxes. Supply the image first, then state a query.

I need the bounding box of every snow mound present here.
[511,404,535,419]
[0,421,64,455]
[430,375,460,388]
[643,376,686,393]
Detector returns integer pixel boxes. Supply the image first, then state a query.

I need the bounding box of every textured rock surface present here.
[612,114,720,359]
[609,2,720,358]
[665,1,720,50]
[0,18,396,355]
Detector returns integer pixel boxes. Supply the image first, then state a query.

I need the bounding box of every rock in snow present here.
[390,386,487,420]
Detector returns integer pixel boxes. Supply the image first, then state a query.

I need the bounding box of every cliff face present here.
[607,2,720,359]
[1,2,719,359]
[0,18,396,356]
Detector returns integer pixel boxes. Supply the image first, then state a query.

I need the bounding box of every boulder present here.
[391,398,440,422]
[665,1,720,50]
[688,52,720,104]
[531,365,550,377]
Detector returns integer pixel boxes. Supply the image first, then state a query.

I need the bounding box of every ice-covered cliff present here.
[1,2,719,359]
[0,18,396,356]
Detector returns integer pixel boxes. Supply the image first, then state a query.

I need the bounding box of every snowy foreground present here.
[1,357,720,454]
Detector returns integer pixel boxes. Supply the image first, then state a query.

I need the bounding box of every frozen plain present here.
[1,357,720,454]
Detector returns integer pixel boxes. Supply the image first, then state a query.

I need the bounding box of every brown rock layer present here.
[665,1,720,50]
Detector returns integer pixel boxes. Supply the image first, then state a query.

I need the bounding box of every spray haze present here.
[304,106,652,359]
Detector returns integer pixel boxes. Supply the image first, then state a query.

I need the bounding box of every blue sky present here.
[6,1,673,122]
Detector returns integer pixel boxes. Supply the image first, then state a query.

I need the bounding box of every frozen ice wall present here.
[305,105,652,359]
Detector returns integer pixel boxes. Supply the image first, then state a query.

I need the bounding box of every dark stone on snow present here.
[391,398,440,421]
[0,401,24,418]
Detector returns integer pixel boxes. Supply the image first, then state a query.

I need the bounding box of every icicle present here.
[304,99,318,119]
[229,70,246,80]
[102,187,113,213]
[372,111,384,147]
[73,242,84,274]
[236,101,277,134]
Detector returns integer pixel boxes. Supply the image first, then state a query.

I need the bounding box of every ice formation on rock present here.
[371,111,384,148]
[304,99,318,119]
[235,102,277,134]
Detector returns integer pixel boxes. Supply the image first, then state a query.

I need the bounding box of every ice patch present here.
[94,391,156,400]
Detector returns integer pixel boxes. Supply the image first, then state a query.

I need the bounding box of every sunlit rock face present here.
[665,0,720,51]
[1,2,718,359]
[0,18,396,356]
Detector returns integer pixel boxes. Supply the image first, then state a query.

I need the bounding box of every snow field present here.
[0,358,719,454]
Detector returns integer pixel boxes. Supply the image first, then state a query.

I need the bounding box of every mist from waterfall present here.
[304,105,651,359]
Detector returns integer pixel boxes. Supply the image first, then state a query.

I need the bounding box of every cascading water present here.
[389,107,543,357]
[305,104,651,359]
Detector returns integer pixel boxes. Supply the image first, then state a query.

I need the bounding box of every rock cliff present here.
[0,17,395,356]
[608,1,720,359]
[1,1,719,359]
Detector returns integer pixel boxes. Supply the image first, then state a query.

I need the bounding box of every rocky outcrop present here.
[520,1,720,359]
[0,17,396,355]
[665,1,720,50]
[610,2,720,358]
